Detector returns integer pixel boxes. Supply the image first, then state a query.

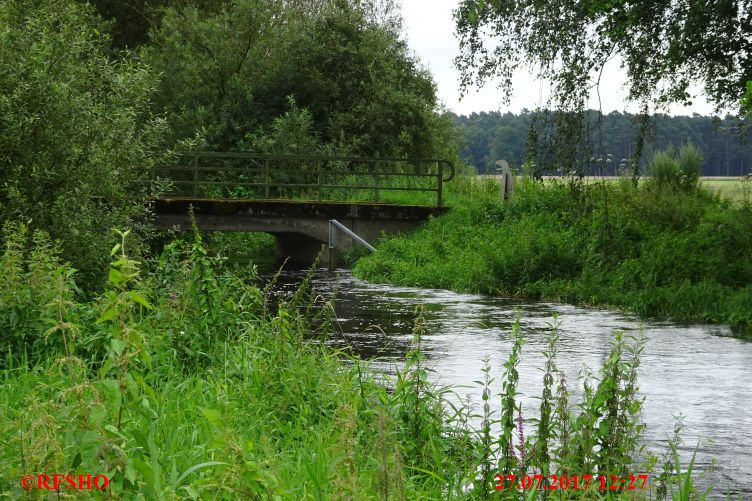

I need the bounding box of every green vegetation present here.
[141,0,455,160]
[455,1,752,117]
[454,0,751,185]
[1,222,701,498]
[0,0,744,498]
[355,160,752,331]
[0,0,165,287]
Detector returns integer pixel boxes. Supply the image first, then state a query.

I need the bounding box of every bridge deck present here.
[154,197,449,220]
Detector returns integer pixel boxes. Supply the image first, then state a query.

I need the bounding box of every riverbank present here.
[354,177,752,332]
[0,222,713,499]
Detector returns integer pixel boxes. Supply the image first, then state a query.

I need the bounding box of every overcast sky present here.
[400,0,719,117]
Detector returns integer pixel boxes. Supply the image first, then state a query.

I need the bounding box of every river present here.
[270,268,752,498]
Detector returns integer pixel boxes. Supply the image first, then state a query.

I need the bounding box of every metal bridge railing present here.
[328,219,375,270]
[152,152,455,206]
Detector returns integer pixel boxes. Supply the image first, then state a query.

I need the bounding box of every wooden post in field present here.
[496,159,515,201]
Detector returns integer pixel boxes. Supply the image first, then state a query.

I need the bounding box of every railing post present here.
[264,158,270,198]
[318,161,324,201]
[192,155,199,197]
[374,161,380,203]
[437,161,443,207]
[328,220,337,271]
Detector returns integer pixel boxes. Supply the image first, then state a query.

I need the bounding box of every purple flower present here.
[517,406,525,464]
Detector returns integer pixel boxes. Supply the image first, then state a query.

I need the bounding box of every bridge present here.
[151,153,454,264]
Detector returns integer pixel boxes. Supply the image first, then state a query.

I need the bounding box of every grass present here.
[493,175,751,206]
[0,220,709,499]
[529,176,752,206]
[700,178,750,205]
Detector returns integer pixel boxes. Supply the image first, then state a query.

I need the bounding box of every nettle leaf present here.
[110,338,126,356]
[108,267,124,285]
[89,404,108,428]
[134,457,155,489]
[96,306,118,324]
[201,407,223,428]
[125,458,138,485]
[128,290,153,309]
[100,378,122,417]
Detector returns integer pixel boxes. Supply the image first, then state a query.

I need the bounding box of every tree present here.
[142,0,456,159]
[454,0,752,118]
[0,0,166,287]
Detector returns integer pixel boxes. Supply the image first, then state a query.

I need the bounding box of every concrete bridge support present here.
[153,198,448,264]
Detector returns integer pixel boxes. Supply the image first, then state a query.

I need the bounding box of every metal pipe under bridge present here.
[150,153,454,264]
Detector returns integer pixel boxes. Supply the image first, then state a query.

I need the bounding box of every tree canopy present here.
[142,0,455,158]
[0,0,165,286]
[454,0,752,118]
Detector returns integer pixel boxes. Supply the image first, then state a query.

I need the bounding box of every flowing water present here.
[270,268,752,498]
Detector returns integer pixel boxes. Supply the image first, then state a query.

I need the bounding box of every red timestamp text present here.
[494,473,649,491]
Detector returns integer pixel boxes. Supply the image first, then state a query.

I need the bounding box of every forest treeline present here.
[454,110,752,176]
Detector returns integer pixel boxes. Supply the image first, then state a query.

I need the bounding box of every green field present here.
[700,177,750,204]
[518,176,751,205]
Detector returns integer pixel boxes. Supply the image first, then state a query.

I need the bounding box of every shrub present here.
[649,147,681,188]
[648,143,704,191]
[678,143,703,189]
[0,0,166,288]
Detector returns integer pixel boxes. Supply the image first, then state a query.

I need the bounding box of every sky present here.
[400,0,719,117]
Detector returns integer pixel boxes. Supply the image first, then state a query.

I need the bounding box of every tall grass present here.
[0,222,706,499]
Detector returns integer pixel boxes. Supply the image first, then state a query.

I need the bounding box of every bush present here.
[0,0,166,288]
[678,143,703,188]
[648,143,703,191]
[649,147,681,187]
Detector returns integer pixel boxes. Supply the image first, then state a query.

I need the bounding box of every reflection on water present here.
[269,268,752,498]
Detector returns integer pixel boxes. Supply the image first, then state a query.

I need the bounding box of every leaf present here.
[98,358,113,378]
[131,371,157,401]
[134,457,154,489]
[110,243,121,256]
[108,267,124,285]
[125,458,137,484]
[110,338,126,357]
[128,290,153,309]
[100,379,122,417]
[96,307,118,324]
[70,451,82,470]
[176,462,228,485]
[201,408,223,427]
[89,404,107,428]
[149,423,161,493]
[104,424,127,440]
